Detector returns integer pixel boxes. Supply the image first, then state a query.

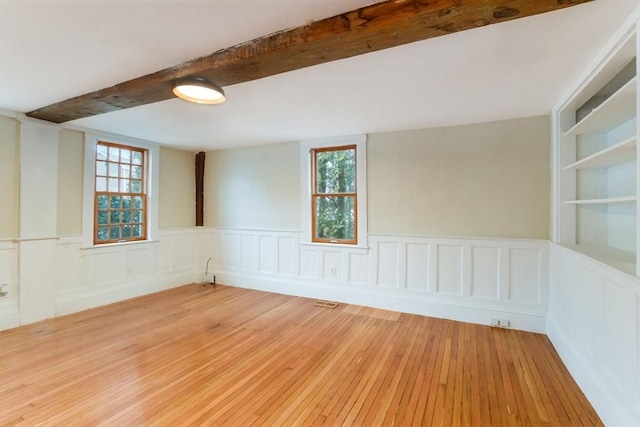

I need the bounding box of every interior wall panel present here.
[470,246,500,299]
[406,243,430,290]
[437,245,463,296]
[508,248,541,303]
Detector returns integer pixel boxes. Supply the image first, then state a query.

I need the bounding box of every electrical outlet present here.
[0,283,8,297]
[490,318,510,328]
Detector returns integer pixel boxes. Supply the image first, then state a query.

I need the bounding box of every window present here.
[311,145,358,244]
[94,141,147,244]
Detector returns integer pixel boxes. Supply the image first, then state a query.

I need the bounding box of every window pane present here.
[120,164,129,178]
[97,195,109,209]
[96,177,107,191]
[122,225,132,238]
[108,162,119,177]
[97,145,108,161]
[108,178,119,192]
[122,209,132,223]
[133,210,141,223]
[133,196,142,209]
[97,227,108,241]
[133,224,143,237]
[131,151,142,165]
[315,195,355,241]
[97,210,108,225]
[96,161,107,176]
[315,148,356,194]
[120,149,131,164]
[131,180,142,193]
[119,179,130,192]
[109,226,121,240]
[110,196,121,209]
[110,210,121,224]
[109,147,120,162]
[131,165,142,179]
[122,196,131,209]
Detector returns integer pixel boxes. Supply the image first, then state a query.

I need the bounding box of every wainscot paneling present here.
[0,229,198,331]
[548,243,640,427]
[195,229,549,332]
[0,240,19,330]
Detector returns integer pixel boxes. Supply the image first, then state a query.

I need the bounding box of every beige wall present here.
[205,142,300,230]
[0,115,19,239]
[57,129,84,236]
[367,115,551,239]
[159,147,196,228]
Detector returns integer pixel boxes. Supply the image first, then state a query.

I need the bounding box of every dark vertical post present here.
[195,151,205,226]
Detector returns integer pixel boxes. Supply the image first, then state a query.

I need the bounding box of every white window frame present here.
[300,134,368,249]
[81,133,159,248]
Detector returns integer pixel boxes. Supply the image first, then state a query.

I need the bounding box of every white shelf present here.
[563,244,636,276]
[565,196,637,205]
[564,136,637,170]
[565,77,637,136]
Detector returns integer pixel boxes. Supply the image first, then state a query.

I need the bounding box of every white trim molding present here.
[299,134,368,249]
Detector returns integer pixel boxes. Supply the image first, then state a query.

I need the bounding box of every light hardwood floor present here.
[0,284,601,426]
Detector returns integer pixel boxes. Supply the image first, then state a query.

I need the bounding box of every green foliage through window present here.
[312,146,357,244]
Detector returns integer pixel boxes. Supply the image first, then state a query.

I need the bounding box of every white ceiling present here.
[1,0,638,151]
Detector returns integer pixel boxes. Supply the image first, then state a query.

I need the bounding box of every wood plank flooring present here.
[0,284,601,426]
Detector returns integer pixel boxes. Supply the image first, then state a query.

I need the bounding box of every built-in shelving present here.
[564,136,637,170]
[565,76,636,137]
[553,21,638,276]
[565,196,637,205]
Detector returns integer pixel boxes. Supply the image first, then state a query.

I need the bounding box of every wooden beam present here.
[27,0,593,123]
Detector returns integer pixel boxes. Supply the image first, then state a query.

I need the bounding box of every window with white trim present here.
[301,135,367,248]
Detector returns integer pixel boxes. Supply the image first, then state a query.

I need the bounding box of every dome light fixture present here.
[173,76,226,104]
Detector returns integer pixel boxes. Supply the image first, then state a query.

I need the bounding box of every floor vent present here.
[313,300,339,309]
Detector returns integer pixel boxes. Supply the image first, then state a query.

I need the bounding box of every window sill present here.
[300,241,369,252]
[80,239,160,251]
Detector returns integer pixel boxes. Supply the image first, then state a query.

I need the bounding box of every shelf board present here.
[563,244,636,276]
[564,136,637,170]
[565,196,637,205]
[565,76,637,136]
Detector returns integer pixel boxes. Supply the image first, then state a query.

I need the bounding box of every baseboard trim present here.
[217,272,547,333]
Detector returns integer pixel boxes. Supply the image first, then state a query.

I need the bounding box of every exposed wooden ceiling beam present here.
[27,0,593,123]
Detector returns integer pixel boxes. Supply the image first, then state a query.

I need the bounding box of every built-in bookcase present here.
[554,13,639,276]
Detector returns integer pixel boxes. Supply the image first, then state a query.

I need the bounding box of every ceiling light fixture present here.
[172,77,226,104]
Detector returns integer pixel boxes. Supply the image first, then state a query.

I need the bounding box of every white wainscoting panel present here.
[508,248,542,303]
[471,246,500,300]
[437,245,464,296]
[548,243,640,427]
[278,236,296,276]
[197,229,548,332]
[0,240,19,330]
[406,243,430,290]
[377,242,400,288]
[0,229,199,331]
